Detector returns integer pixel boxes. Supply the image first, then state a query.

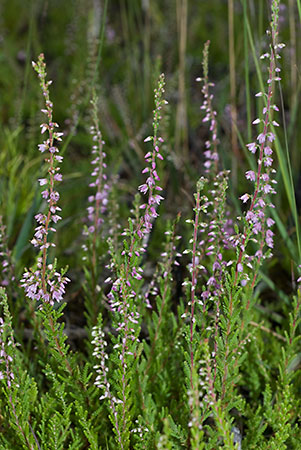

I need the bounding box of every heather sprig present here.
[0,217,15,289]
[138,73,167,237]
[21,54,70,306]
[217,0,282,413]
[0,217,16,307]
[197,40,234,298]
[0,288,38,450]
[91,315,123,447]
[93,73,167,449]
[182,178,208,390]
[201,339,237,449]
[187,367,205,450]
[82,91,110,329]
[235,0,282,287]
[197,40,219,175]
[84,93,109,239]
[0,289,18,390]
[198,171,233,302]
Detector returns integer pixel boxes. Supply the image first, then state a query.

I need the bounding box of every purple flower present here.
[138,184,148,195]
[246,211,255,222]
[50,191,60,202]
[253,222,262,234]
[257,133,266,144]
[246,142,257,153]
[265,230,274,248]
[263,184,272,194]
[240,194,249,203]
[38,144,48,152]
[264,146,273,156]
[264,157,273,167]
[245,170,255,181]
[54,173,62,182]
[237,263,243,273]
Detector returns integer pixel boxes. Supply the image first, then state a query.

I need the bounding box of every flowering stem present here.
[22,53,69,305]
[235,51,276,286]
[222,1,281,401]
[41,137,54,295]
[189,189,200,389]
[198,40,219,175]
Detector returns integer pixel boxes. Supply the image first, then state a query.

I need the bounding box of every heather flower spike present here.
[0,311,16,390]
[21,54,70,305]
[198,40,219,175]
[0,217,15,288]
[138,73,166,237]
[84,92,110,237]
[96,74,167,444]
[236,0,281,282]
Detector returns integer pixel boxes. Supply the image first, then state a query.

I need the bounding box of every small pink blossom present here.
[246,142,257,153]
[240,194,249,203]
[257,133,266,144]
[38,144,48,152]
[264,157,273,167]
[245,170,255,181]
[237,263,243,273]
[264,146,273,155]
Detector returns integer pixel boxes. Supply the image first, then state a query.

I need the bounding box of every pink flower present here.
[257,133,266,144]
[240,194,249,203]
[38,144,48,152]
[54,173,62,181]
[264,146,273,156]
[245,170,255,181]
[265,230,274,248]
[264,157,273,167]
[138,184,148,194]
[246,142,257,153]
[237,263,243,273]
[263,184,272,194]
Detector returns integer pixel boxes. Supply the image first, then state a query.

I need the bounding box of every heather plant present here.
[0,0,301,449]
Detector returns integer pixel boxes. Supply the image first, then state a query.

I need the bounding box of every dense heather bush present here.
[0,0,301,449]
